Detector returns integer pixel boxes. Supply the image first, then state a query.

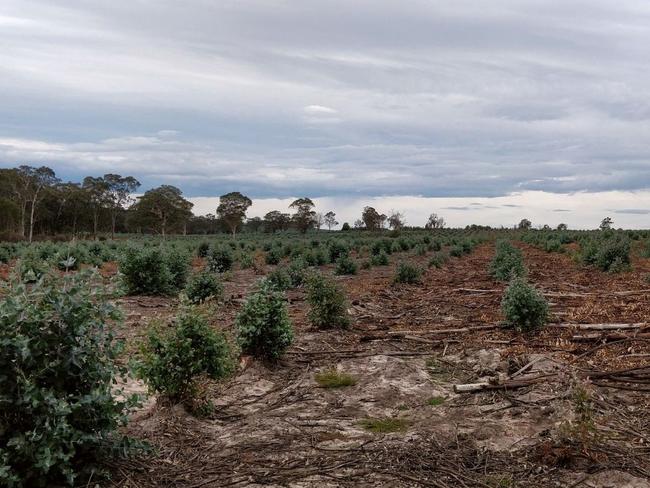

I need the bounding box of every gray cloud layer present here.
[1,1,650,197]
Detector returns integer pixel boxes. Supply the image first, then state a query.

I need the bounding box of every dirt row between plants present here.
[107,243,650,487]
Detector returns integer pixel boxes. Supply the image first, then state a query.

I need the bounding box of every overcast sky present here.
[1,1,650,227]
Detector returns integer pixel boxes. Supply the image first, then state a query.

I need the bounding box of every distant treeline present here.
[1,165,454,241]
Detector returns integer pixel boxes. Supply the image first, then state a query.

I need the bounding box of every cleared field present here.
[3,229,650,487]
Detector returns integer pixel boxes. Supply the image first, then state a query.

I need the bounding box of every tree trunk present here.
[19,200,27,237]
[28,188,40,243]
[111,212,116,239]
[93,208,99,240]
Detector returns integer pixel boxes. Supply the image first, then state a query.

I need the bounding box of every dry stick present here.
[548,323,649,330]
[387,325,503,335]
[454,288,650,297]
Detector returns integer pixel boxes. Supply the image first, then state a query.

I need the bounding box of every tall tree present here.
[54,182,88,237]
[323,211,338,230]
[425,213,445,229]
[263,211,291,233]
[600,217,613,231]
[314,212,324,230]
[216,191,252,237]
[517,218,532,230]
[129,185,193,237]
[361,206,381,230]
[18,166,60,243]
[104,174,140,239]
[82,176,110,238]
[388,211,405,230]
[289,197,316,233]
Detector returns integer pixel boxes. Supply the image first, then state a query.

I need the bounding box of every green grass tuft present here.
[426,396,445,406]
[360,417,409,433]
[314,369,357,388]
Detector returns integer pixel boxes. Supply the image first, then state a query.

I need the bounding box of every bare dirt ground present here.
[106,243,650,487]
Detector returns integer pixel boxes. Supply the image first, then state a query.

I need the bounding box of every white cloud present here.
[304,105,337,114]
[1,0,650,205]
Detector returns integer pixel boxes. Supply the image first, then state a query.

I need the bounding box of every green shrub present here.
[265,267,292,291]
[306,272,350,329]
[55,245,89,271]
[0,246,11,264]
[449,245,464,257]
[581,234,630,273]
[166,249,191,290]
[393,261,422,284]
[197,241,210,258]
[119,247,177,295]
[287,258,308,286]
[239,252,254,269]
[335,255,358,275]
[264,248,281,265]
[138,310,234,402]
[236,282,293,360]
[18,255,49,283]
[370,251,389,266]
[185,271,224,304]
[501,278,549,331]
[641,240,650,259]
[207,246,234,273]
[428,252,448,269]
[0,272,138,487]
[489,240,526,281]
[544,238,563,253]
[328,240,349,263]
[304,248,327,266]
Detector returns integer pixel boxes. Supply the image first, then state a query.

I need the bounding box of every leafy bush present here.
[393,261,422,284]
[306,272,350,329]
[489,240,526,281]
[239,252,254,269]
[165,249,191,290]
[0,272,138,487]
[328,240,349,263]
[304,248,327,266]
[207,246,233,273]
[196,241,210,258]
[185,271,224,304]
[265,267,292,291]
[55,245,89,271]
[335,255,358,275]
[544,238,563,253]
[119,247,180,295]
[581,234,630,273]
[18,255,49,283]
[449,245,464,257]
[0,245,11,263]
[264,248,281,265]
[428,252,448,269]
[236,282,293,360]
[138,310,234,402]
[370,251,389,266]
[287,257,308,287]
[501,278,549,331]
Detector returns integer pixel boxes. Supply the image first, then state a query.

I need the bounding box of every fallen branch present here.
[549,323,649,331]
[387,325,502,336]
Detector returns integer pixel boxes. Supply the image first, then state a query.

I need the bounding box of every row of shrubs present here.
[0,229,489,279]
[489,240,549,331]
[0,263,351,487]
